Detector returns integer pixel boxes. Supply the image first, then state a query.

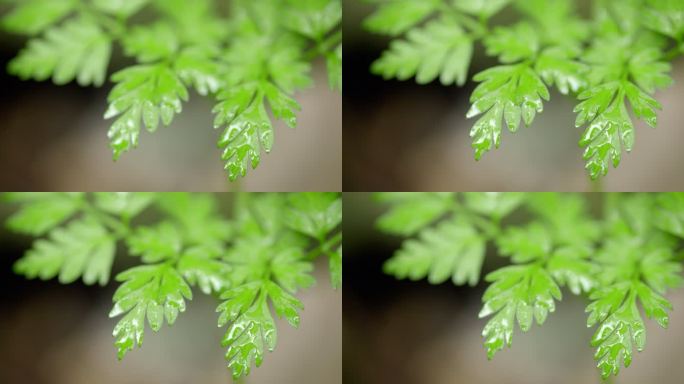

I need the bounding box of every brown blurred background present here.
[343,1,684,191]
[343,193,684,384]
[0,18,341,192]
[0,196,341,384]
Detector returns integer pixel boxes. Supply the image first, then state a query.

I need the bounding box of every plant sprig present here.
[3,192,342,380]
[376,192,684,379]
[365,0,684,179]
[2,0,342,181]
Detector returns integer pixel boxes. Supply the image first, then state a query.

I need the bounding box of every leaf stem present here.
[305,29,342,61]
[306,231,342,260]
[80,200,130,238]
[78,2,125,38]
[437,3,488,38]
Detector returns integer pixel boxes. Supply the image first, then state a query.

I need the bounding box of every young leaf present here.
[2,0,77,35]
[496,223,551,263]
[453,0,512,19]
[285,192,341,239]
[110,264,193,360]
[371,17,473,86]
[534,47,587,95]
[6,192,82,236]
[384,218,485,286]
[654,193,684,238]
[363,0,440,36]
[8,18,112,86]
[283,0,342,40]
[92,0,149,18]
[376,192,454,236]
[217,282,273,379]
[217,279,304,380]
[587,287,645,379]
[121,22,179,63]
[126,222,182,263]
[467,65,549,160]
[14,217,115,285]
[156,193,232,246]
[105,64,189,160]
[93,192,155,218]
[174,46,223,96]
[177,245,232,295]
[479,265,562,359]
[484,22,539,64]
[463,192,524,219]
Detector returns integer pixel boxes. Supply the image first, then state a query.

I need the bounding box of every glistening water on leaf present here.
[376,192,684,379]
[365,0,683,180]
[2,0,342,181]
[3,192,342,380]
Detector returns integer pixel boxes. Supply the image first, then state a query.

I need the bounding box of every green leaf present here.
[92,0,149,17]
[213,84,273,180]
[174,45,223,96]
[587,287,644,379]
[363,0,440,36]
[127,222,182,263]
[121,22,179,63]
[6,192,82,235]
[270,248,316,292]
[467,64,549,160]
[376,192,454,236]
[105,64,189,160]
[2,0,77,35]
[514,0,588,48]
[463,192,524,219]
[177,245,232,295]
[8,18,112,86]
[384,217,486,286]
[153,0,226,46]
[640,248,683,294]
[484,22,539,64]
[654,193,684,238]
[157,193,232,246]
[526,193,599,246]
[371,17,473,86]
[575,83,633,179]
[14,217,115,285]
[93,192,154,218]
[110,264,193,360]
[642,0,684,38]
[217,281,297,380]
[628,47,673,94]
[285,192,341,238]
[535,47,587,95]
[479,264,562,359]
[265,280,305,327]
[547,246,597,295]
[496,223,551,263]
[453,0,512,19]
[283,0,341,39]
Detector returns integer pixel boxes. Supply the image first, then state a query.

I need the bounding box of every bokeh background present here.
[0,194,341,384]
[0,5,341,192]
[343,193,684,384]
[343,1,684,191]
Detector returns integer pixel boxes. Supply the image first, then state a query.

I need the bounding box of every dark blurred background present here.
[343,1,684,191]
[0,196,341,384]
[0,7,341,192]
[343,193,684,384]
